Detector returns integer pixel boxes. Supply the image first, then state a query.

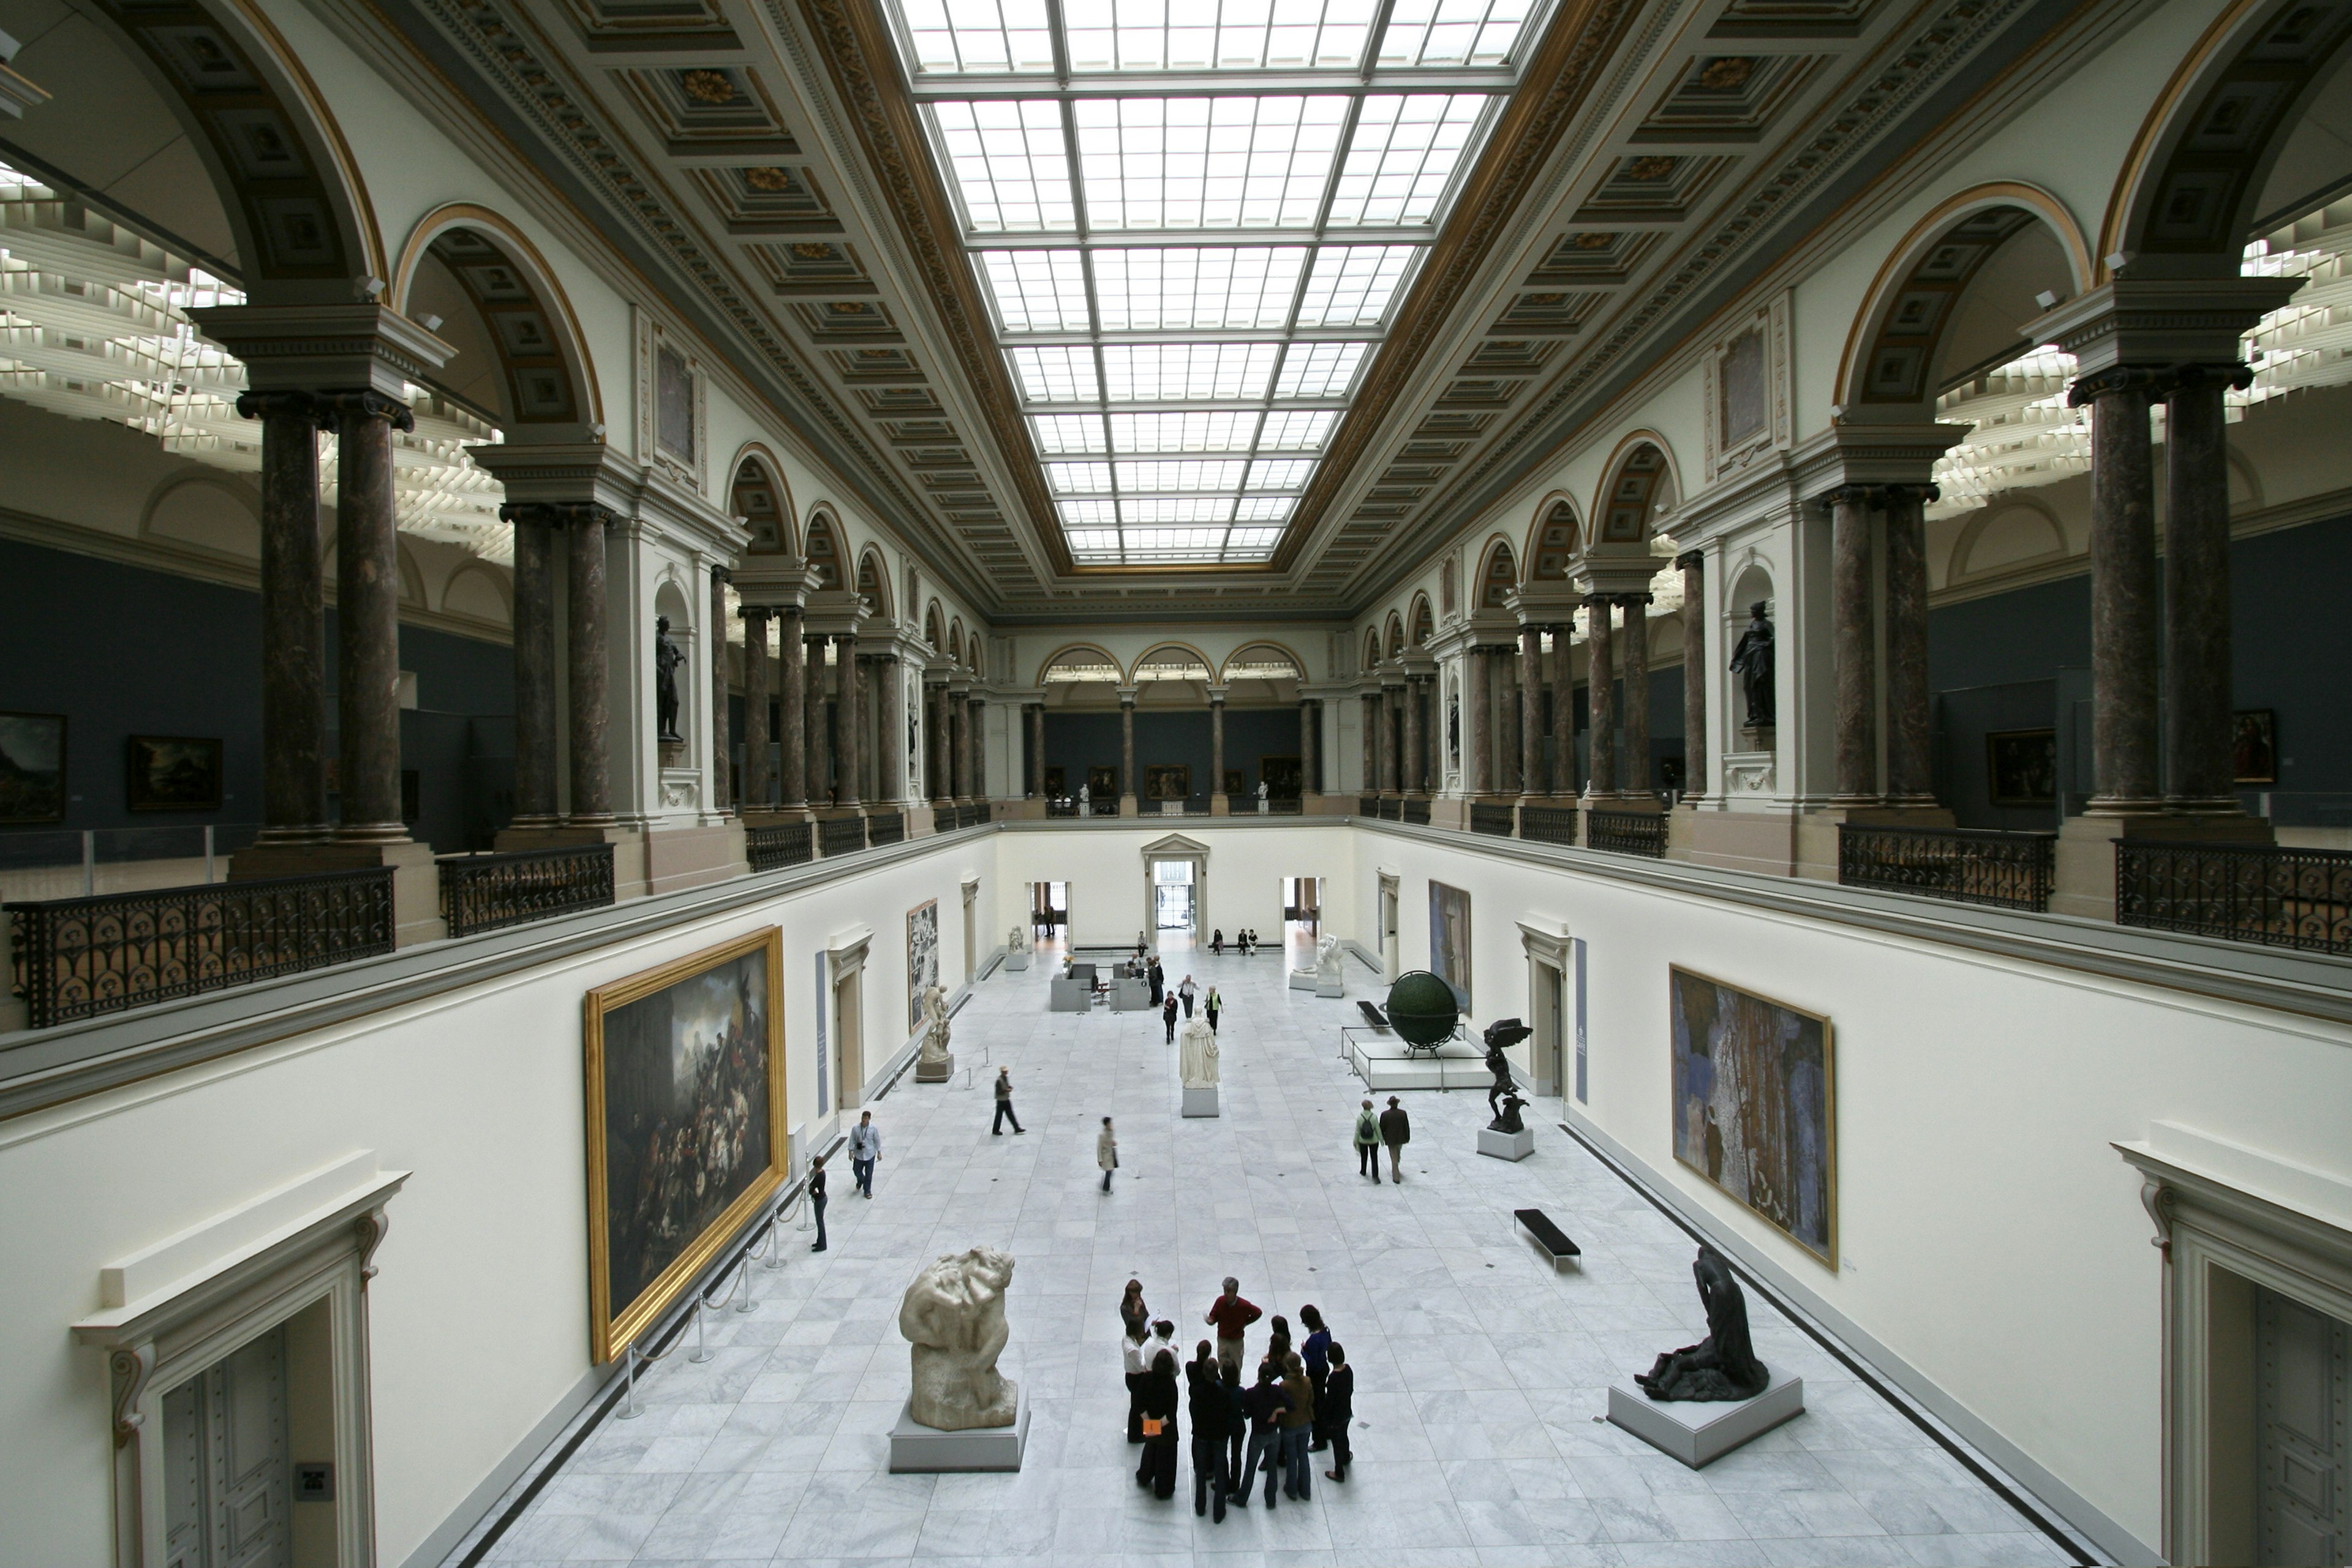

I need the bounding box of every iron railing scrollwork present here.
[437,845,615,937]
[820,816,867,856]
[1521,805,1579,846]
[1268,796,1303,815]
[2116,839,2352,954]
[1838,824,2054,912]
[1376,798,1402,822]
[1044,799,1078,819]
[1586,809,1666,858]
[747,822,815,872]
[1358,796,1378,817]
[7,868,394,1029]
[1470,803,1515,837]
[1403,799,1431,826]
[867,812,905,847]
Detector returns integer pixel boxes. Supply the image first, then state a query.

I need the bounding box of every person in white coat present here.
[1098,1116,1119,1193]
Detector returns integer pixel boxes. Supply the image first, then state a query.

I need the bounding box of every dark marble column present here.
[709,568,732,815]
[856,655,877,802]
[2165,364,2248,810]
[1550,624,1576,797]
[834,632,862,808]
[1585,603,1616,798]
[1620,594,1653,797]
[1882,486,1936,806]
[328,391,412,843]
[741,608,772,810]
[878,654,903,804]
[1518,626,1543,800]
[1210,692,1227,805]
[1465,653,1490,797]
[806,638,828,804]
[1119,693,1136,802]
[948,690,967,800]
[929,684,951,803]
[1374,687,1393,794]
[2073,369,2163,810]
[503,506,559,829]
[564,503,615,827]
[1827,484,1877,803]
[1028,703,1045,797]
[967,696,986,799]
[778,608,807,810]
[1299,700,1316,795]
[243,393,328,843]
[1360,693,1378,794]
[1401,676,1424,796]
[1675,557,1705,801]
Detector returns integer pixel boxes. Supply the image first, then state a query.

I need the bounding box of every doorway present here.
[1153,860,1196,932]
[164,1324,293,1568]
[833,962,864,1109]
[1377,872,1399,980]
[2258,1284,2349,1562]
[1283,876,1321,965]
[1029,881,1068,957]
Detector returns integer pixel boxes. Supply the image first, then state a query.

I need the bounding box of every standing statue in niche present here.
[654,616,687,743]
[899,1246,1019,1430]
[1482,1017,1532,1129]
[1447,697,1461,766]
[1634,1245,1770,1402]
[1728,602,1775,728]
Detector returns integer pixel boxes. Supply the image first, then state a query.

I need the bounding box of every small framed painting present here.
[0,711,67,823]
[1087,765,1118,798]
[127,735,224,812]
[1144,764,1189,801]
[1985,728,2056,807]
[2233,709,2277,785]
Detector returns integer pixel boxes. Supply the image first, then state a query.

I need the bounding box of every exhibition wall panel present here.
[993,821,1355,951]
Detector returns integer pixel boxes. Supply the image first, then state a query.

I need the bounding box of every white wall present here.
[993,823,1355,951]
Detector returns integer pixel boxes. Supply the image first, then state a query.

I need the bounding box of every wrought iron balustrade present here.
[867,812,905,847]
[820,816,868,856]
[1044,798,1079,818]
[1520,805,1579,846]
[1268,796,1303,815]
[1376,797,1403,822]
[1838,824,2054,912]
[1358,796,1379,817]
[1088,799,1121,818]
[2117,839,2352,954]
[437,844,614,937]
[1403,799,1432,826]
[1470,803,1516,837]
[7,867,394,1030]
[973,801,995,826]
[747,821,814,872]
[1586,809,1667,857]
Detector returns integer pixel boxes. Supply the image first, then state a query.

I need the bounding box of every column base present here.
[1676,805,1799,878]
[1427,797,1470,831]
[1118,795,1138,817]
[230,840,445,948]
[644,822,748,896]
[1210,794,1231,816]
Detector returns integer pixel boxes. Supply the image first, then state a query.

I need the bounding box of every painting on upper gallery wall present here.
[1145,764,1190,802]
[126,734,222,812]
[1429,881,1472,1009]
[1669,967,1835,1268]
[1985,729,2056,808]
[1260,756,1302,797]
[2233,709,2277,785]
[0,712,64,823]
[908,898,939,1030]
[1088,766,1118,799]
[582,929,785,1363]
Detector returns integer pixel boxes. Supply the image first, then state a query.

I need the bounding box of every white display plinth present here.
[1182,1085,1219,1117]
[1005,952,1030,971]
[1606,1375,1804,1468]
[1289,968,1316,990]
[1478,1126,1534,1161]
[889,1389,1030,1472]
[915,1052,954,1084]
[1315,974,1344,998]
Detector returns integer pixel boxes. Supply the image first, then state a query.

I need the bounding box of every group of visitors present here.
[1120,1276,1355,1518]
[1207,929,1265,956]
[1161,975,1223,1039]
[1352,1096,1412,1182]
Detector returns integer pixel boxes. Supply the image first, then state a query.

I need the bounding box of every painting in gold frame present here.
[1667,966,1836,1269]
[584,928,786,1362]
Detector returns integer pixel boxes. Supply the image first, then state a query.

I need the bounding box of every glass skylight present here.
[887,0,1550,564]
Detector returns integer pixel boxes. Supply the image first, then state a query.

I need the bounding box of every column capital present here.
[710,564,732,586]
[191,303,453,401]
[1207,685,1228,704]
[1674,549,1704,573]
[2024,276,2302,379]
[1117,687,1138,707]
[316,388,414,431]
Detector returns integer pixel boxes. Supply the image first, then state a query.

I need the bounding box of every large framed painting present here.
[127,734,223,812]
[1985,728,2056,807]
[1428,880,1471,1009]
[1668,967,1836,1268]
[1259,755,1302,796]
[1087,765,1118,798]
[584,929,785,1362]
[907,898,939,1029]
[2233,709,2277,785]
[0,711,66,823]
[1144,764,1189,801]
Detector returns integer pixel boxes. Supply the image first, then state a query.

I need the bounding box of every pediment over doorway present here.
[1139,834,1212,858]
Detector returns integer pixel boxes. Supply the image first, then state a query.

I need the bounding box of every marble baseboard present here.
[1607,1373,1804,1468]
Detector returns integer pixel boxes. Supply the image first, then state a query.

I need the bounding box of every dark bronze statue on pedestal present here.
[1728,602,1775,728]
[1635,1245,1770,1401]
[1482,1017,1532,1131]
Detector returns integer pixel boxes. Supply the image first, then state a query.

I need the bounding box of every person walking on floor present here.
[1204,986,1221,1033]
[807,1153,829,1251]
[1123,1314,1151,1444]
[1278,1351,1316,1501]
[1161,992,1178,1043]
[1179,975,1197,1017]
[1219,1360,1246,1496]
[1321,1343,1354,1482]
[1300,1305,1332,1450]
[992,1066,1025,1134]
[1148,957,1164,1006]
[848,1110,880,1197]
[1379,1095,1411,1183]
[1120,1277,1150,1343]
[1353,1099,1381,1178]
[1240,1361,1286,1509]
[1203,1277,1262,1378]
[1098,1116,1118,1192]
[1137,1349,1181,1499]
[1186,1341,1231,1521]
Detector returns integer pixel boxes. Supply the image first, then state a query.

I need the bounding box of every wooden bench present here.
[1514,1208,1581,1273]
[1355,1001,1391,1031]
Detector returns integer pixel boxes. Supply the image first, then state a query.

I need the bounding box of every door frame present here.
[1517,917,1572,1099]
[827,924,872,1111]
[1139,834,1211,947]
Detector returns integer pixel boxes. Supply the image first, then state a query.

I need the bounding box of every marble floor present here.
[465,929,2086,1568]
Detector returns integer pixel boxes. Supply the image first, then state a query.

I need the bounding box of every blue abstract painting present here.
[1669,967,1836,1268]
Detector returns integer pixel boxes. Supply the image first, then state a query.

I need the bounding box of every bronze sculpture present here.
[1728,602,1775,728]
[654,615,686,743]
[1482,1017,1532,1129]
[1635,1245,1770,1401]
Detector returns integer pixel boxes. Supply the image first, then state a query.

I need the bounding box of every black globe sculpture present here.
[1385,970,1461,1050]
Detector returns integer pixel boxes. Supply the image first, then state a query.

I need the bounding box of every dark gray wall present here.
[1041,706,1303,797]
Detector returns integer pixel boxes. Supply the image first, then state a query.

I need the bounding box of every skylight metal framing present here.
[885,0,1550,566]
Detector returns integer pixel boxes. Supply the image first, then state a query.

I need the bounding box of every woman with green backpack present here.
[1351,1099,1381,1179]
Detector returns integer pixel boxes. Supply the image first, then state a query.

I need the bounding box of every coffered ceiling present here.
[358,0,2097,622]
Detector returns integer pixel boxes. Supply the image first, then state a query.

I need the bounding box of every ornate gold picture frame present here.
[584,927,786,1362]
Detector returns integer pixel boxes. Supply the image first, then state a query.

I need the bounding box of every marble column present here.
[1828,484,1877,803]
[968,696,985,799]
[1675,557,1705,801]
[709,568,732,815]
[1518,626,1543,801]
[1210,690,1227,805]
[2165,364,2247,810]
[1882,487,1936,806]
[245,393,331,843]
[563,503,614,827]
[878,654,903,804]
[2074,369,2163,810]
[856,655,877,802]
[1465,653,1489,797]
[1360,693,1378,794]
[930,685,951,803]
[328,392,411,842]
[806,638,828,804]
[1621,594,1653,797]
[741,607,772,810]
[778,608,807,810]
[1118,692,1137,804]
[1028,703,1045,797]
[1550,625,1575,797]
[1585,603,1616,798]
[834,633,862,808]
[503,505,559,829]
[1401,676,1424,796]
[1299,700,1316,796]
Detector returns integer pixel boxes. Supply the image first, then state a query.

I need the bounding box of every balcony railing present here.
[7,868,394,1030]
[820,816,867,856]
[1044,798,1079,818]
[1376,797,1403,822]
[867,811,906,847]
[1403,799,1432,826]
[437,844,614,937]
[1358,796,1379,817]
[747,821,814,872]
[1268,796,1303,815]
[1470,803,1516,837]
[1839,824,2055,912]
[1521,805,1579,846]
[1586,809,1667,858]
[2117,839,2352,954]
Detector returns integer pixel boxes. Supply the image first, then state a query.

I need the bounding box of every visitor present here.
[1240,1360,1286,1508]
[1219,1360,1246,1494]
[848,1111,880,1197]
[1353,1098,1381,1178]
[991,1066,1025,1134]
[1210,929,1224,955]
[1379,1095,1411,1183]
[1120,1277,1150,1343]
[1278,1351,1315,1500]
[1300,1305,1332,1450]
[1186,1341,1230,1521]
[807,1153,828,1252]
[1161,992,1178,1043]
[1180,975,1197,1016]
[1098,1116,1118,1193]
[1122,1315,1150,1444]
[1203,1277,1261,1377]
[1204,986,1221,1033]
[1321,1343,1354,1482]
[1144,1315,1179,1378]
[1137,1348,1181,1499]
[1235,929,1250,956]
[1148,955,1164,1006]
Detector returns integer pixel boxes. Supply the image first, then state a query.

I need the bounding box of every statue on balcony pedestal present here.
[654,615,686,744]
[1729,603,1775,729]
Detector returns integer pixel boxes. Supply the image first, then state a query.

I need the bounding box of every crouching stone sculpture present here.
[899,1246,1019,1430]
[1635,1245,1770,1401]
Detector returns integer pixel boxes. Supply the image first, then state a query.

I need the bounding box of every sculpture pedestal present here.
[1478,1126,1534,1161]
[1182,1085,1219,1117]
[888,1389,1030,1473]
[1606,1375,1803,1468]
[915,1052,954,1084]
[1005,952,1030,971]
[1289,968,1316,991]
[1315,973,1344,998]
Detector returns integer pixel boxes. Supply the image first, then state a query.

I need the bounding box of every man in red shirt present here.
[1204,1276,1262,1378]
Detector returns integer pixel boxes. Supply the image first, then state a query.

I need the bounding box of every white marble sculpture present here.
[899,1246,1018,1430]
[1077,783,1091,813]
[919,982,951,1067]
[1317,933,1343,981]
[1179,1018,1219,1088]
[1009,924,1031,954]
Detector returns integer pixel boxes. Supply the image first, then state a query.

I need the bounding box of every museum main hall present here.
[1,0,2348,1563]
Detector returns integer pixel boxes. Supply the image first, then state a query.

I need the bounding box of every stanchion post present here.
[734,1254,758,1314]
[616,1344,641,1420]
[688,1299,712,1363]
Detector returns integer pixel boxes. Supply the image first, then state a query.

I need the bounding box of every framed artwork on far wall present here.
[2233,709,2277,785]
[127,734,224,812]
[1668,967,1836,1269]
[1144,764,1189,801]
[583,928,785,1363]
[1985,728,2057,807]
[0,710,66,823]
[907,898,939,1030]
[1087,766,1118,799]
[1428,880,1471,1009]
